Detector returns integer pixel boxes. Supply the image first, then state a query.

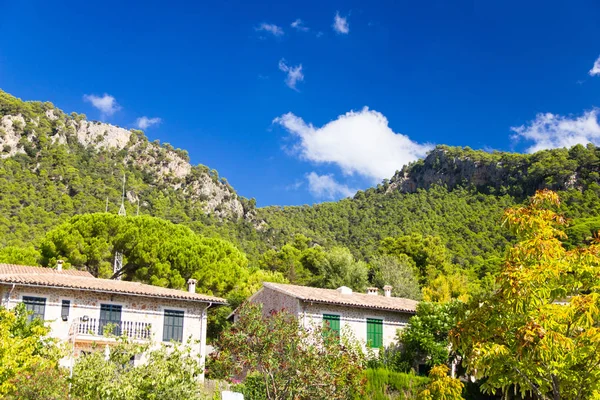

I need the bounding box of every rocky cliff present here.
[0,91,248,220]
[386,145,599,197]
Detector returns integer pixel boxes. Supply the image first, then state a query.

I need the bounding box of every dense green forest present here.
[2,88,600,305]
[0,89,253,248]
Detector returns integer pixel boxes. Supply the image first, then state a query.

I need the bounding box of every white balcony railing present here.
[76,318,152,340]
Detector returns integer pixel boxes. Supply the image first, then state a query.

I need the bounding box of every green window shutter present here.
[323,314,340,340]
[367,318,383,348]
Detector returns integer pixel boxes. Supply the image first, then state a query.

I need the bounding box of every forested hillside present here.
[389,143,600,197]
[0,90,257,248]
[2,88,600,308]
[255,144,600,265]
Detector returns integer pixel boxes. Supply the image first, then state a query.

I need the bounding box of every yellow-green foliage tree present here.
[0,305,65,398]
[417,365,464,400]
[452,190,600,399]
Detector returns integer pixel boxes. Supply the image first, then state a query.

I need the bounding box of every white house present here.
[235,282,418,350]
[0,262,226,378]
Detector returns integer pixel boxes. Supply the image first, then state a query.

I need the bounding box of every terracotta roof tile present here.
[263,282,417,313]
[0,264,226,304]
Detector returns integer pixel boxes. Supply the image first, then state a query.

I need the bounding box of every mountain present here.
[388,144,600,197]
[254,144,600,273]
[2,88,600,280]
[0,90,256,247]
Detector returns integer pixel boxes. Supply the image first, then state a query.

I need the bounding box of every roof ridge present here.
[261,282,417,314]
[0,264,226,304]
[263,282,309,300]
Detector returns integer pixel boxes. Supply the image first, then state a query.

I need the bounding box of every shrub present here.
[5,360,68,400]
[360,368,429,400]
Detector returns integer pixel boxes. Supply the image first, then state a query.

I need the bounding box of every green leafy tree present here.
[209,302,366,400]
[379,235,474,302]
[0,245,41,265]
[371,254,422,300]
[395,301,463,372]
[40,213,250,297]
[380,234,450,280]
[453,190,600,399]
[316,247,369,291]
[70,339,204,400]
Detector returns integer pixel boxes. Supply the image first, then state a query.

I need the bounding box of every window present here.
[366,318,383,348]
[61,300,70,321]
[163,310,184,342]
[23,296,46,322]
[323,314,340,340]
[100,304,122,336]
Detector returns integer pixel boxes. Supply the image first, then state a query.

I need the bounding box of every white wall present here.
[0,284,211,377]
[245,287,413,351]
[300,302,411,350]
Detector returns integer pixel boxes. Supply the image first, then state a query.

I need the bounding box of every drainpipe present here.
[3,283,15,307]
[199,302,212,383]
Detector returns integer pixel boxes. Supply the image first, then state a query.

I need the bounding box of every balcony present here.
[76,318,152,340]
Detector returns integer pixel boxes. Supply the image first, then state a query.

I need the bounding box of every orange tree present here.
[452,190,600,399]
[208,302,366,400]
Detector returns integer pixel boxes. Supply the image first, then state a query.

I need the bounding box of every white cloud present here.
[136,116,162,129]
[274,108,433,181]
[255,23,284,37]
[291,19,309,32]
[285,180,304,191]
[278,59,304,90]
[306,172,355,199]
[511,109,600,153]
[590,56,600,76]
[332,12,349,34]
[83,93,121,116]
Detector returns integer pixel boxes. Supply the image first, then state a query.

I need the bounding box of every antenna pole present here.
[113,174,126,279]
[118,174,126,217]
[121,174,126,203]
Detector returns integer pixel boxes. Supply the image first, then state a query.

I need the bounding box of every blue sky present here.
[1,0,600,206]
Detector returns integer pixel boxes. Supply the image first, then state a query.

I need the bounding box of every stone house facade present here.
[0,263,226,378]
[234,282,417,350]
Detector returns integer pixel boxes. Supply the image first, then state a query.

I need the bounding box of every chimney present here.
[366,287,378,296]
[56,260,64,271]
[383,285,393,297]
[187,279,197,293]
[337,286,353,295]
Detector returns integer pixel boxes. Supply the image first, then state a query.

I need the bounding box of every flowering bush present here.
[209,302,366,400]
